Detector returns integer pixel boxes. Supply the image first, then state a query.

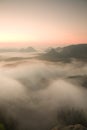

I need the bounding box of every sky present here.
[0,0,87,48]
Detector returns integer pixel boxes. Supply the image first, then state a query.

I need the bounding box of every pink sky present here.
[0,0,87,48]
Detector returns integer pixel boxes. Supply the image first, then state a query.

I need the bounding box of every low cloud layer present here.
[0,60,87,130]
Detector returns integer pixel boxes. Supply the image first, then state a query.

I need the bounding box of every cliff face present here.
[51,124,87,130]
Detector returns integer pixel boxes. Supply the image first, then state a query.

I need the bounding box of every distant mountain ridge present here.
[20,47,36,52]
[38,44,87,62]
[59,44,87,58]
[0,47,37,53]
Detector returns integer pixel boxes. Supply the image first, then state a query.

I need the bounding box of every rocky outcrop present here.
[51,124,87,130]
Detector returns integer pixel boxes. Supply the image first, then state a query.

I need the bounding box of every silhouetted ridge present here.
[39,44,87,62]
[20,47,36,52]
[59,44,87,58]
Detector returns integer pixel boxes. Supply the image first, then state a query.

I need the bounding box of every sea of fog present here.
[0,52,87,130]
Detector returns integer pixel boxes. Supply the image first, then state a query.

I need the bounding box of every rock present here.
[51,124,87,130]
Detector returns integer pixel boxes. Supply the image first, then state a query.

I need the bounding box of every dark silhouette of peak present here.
[45,47,54,52]
[26,47,36,52]
[20,47,36,52]
[38,44,87,62]
[38,48,59,62]
[47,48,57,55]
[56,47,62,52]
[59,44,87,58]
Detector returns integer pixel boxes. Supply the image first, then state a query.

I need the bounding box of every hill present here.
[38,44,87,62]
[19,47,36,52]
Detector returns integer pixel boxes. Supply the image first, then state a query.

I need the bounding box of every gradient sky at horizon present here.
[0,0,87,48]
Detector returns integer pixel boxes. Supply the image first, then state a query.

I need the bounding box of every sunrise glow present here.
[0,0,87,48]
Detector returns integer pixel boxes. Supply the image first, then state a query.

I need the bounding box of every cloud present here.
[0,60,87,130]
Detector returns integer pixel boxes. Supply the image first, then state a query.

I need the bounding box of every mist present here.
[0,57,87,130]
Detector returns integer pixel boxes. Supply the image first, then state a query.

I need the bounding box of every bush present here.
[0,108,17,130]
[0,123,6,130]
